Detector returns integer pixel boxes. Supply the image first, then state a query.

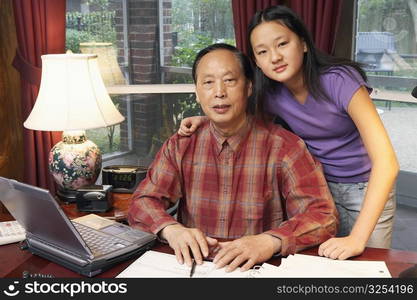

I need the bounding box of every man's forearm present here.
[128,195,178,234]
[265,204,337,255]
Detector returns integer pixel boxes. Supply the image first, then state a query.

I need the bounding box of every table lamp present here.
[23,52,125,202]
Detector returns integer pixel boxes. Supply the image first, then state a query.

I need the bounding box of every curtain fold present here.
[12,0,66,193]
[231,0,343,55]
[232,0,284,54]
[290,0,343,54]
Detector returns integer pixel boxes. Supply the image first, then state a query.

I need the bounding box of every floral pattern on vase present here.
[49,133,102,191]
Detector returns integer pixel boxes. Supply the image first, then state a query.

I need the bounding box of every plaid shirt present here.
[128,117,338,255]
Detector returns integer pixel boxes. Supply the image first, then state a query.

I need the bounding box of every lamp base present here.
[49,130,102,200]
[56,187,78,204]
[399,264,417,278]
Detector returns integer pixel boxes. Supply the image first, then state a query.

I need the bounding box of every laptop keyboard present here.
[72,222,131,256]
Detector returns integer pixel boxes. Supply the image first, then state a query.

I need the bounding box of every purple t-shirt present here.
[266,67,372,183]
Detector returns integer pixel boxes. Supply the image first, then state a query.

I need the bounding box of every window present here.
[162,0,235,70]
[65,0,235,169]
[66,0,128,159]
[355,0,417,172]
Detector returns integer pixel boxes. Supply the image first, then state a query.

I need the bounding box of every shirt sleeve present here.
[128,136,183,234]
[327,67,372,112]
[265,138,338,256]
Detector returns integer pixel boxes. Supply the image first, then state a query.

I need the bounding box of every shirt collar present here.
[210,116,253,155]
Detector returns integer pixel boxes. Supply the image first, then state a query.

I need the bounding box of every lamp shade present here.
[80,42,126,86]
[24,53,125,131]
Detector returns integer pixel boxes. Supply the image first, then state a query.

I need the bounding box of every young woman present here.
[178,5,398,260]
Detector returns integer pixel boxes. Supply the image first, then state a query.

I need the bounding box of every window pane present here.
[66,0,129,156]
[65,1,223,170]
[161,0,235,83]
[66,1,127,85]
[170,0,235,67]
[356,0,417,172]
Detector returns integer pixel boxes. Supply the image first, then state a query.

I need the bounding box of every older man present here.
[128,43,337,272]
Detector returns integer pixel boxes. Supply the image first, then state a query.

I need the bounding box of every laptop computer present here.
[0,177,156,277]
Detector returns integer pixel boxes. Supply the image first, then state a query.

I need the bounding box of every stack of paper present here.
[116,251,391,278]
[116,250,250,278]
[249,254,391,278]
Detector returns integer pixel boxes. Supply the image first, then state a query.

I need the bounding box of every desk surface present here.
[1,233,417,278]
[2,201,417,278]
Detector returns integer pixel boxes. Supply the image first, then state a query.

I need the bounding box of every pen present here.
[189,259,196,278]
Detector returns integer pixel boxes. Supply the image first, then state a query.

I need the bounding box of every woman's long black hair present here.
[246,5,367,119]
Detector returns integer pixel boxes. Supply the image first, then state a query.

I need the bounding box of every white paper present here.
[251,254,391,278]
[117,251,391,278]
[116,250,250,278]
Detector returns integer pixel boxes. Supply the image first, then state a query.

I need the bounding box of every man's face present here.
[195,49,252,135]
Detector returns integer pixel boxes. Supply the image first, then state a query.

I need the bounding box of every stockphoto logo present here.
[3,281,127,297]
[3,281,20,297]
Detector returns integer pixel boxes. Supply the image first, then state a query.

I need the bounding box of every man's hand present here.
[160,224,218,266]
[213,234,281,272]
[318,235,366,260]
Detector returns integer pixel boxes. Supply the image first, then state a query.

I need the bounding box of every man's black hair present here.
[192,43,254,84]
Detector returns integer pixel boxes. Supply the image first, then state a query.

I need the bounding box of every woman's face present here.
[250,21,306,87]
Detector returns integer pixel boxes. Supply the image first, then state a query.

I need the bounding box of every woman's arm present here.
[319,86,399,260]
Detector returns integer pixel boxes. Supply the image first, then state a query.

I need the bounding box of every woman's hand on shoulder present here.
[178,116,205,136]
[318,235,366,260]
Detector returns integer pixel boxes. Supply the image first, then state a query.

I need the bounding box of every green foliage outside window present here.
[171,33,235,68]
[65,11,116,53]
[66,29,96,53]
[171,0,235,68]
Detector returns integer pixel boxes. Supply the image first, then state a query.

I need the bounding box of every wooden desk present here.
[1,235,417,278]
[2,195,417,278]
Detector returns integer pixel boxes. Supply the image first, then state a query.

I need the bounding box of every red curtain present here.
[290,0,343,54]
[12,0,66,193]
[231,0,343,55]
[232,0,284,54]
